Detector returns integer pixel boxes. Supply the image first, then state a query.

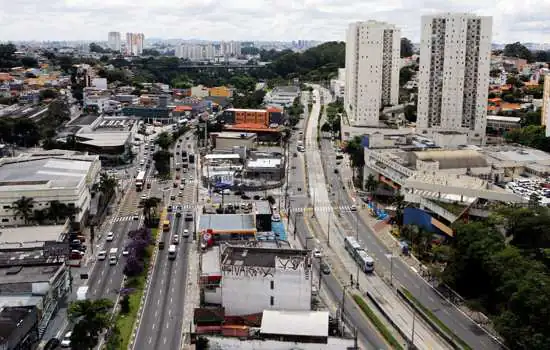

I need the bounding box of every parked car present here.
[60,331,72,348]
[106,232,114,242]
[320,262,331,275]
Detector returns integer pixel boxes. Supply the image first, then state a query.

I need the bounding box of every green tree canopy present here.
[69,298,113,350]
[503,42,534,62]
[400,37,414,58]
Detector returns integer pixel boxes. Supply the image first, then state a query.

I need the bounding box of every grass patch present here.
[428,199,467,216]
[106,228,159,349]
[352,294,404,350]
[401,288,472,350]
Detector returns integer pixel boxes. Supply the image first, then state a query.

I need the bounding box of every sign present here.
[43,241,70,258]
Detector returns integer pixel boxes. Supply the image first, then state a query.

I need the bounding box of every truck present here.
[109,248,118,265]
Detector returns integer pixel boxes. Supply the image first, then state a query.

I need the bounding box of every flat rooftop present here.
[203,336,353,349]
[69,113,99,126]
[0,156,94,189]
[199,214,256,232]
[247,158,282,169]
[221,246,309,268]
[0,225,65,244]
[213,132,256,139]
[0,263,63,285]
[204,154,240,160]
[0,306,35,342]
[77,131,131,147]
[482,146,550,164]
[261,310,329,337]
[201,246,221,275]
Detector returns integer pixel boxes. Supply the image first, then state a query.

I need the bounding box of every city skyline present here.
[0,0,548,43]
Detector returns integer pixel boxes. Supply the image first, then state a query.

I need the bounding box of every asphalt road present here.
[315,88,502,350]
[133,131,197,350]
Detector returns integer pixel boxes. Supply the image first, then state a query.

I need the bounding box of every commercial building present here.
[0,151,101,227]
[126,33,144,56]
[108,31,121,52]
[264,86,300,108]
[221,108,283,127]
[0,306,39,350]
[417,13,493,145]
[344,20,401,127]
[210,132,257,150]
[209,86,232,98]
[201,245,312,316]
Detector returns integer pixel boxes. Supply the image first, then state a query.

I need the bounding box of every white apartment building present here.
[126,33,144,56]
[344,21,401,127]
[542,75,550,136]
[330,68,346,99]
[221,41,242,57]
[108,32,121,52]
[416,13,493,145]
[217,246,312,316]
[0,152,101,227]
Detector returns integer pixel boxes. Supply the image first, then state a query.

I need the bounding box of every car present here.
[167,205,173,212]
[272,214,281,222]
[313,249,322,259]
[159,241,165,249]
[176,211,182,217]
[189,176,194,181]
[180,184,185,190]
[234,190,244,196]
[140,194,147,201]
[97,250,107,260]
[133,214,140,220]
[293,152,298,157]
[173,182,178,188]
[253,195,261,200]
[177,144,180,148]
[176,151,180,155]
[170,195,176,200]
[175,174,180,180]
[350,204,357,212]
[241,194,251,200]
[334,169,339,174]
[122,248,129,256]
[172,235,179,245]
[320,262,331,275]
[106,232,114,242]
[178,191,183,196]
[60,331,72,348]
[183,229,190,237]
[44,338,61,350]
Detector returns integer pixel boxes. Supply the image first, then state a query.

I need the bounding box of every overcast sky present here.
[0,0,548,43]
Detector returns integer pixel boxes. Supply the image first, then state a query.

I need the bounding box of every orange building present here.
[209,86,232,98]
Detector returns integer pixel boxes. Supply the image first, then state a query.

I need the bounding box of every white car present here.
[140,194,148,201]
[106,232,114,242]
[122,248,129,256]
[350,204,357,212]
[272,214,281,222]
[97,250,107,260]
[313,249,322,259]
[61,331,72,348]
[183,229,190,237]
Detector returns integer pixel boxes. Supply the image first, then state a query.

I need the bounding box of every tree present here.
[399,66,414,86]
[153,150,171,176]
[89,43,107,53]
[365,174,378,194]
[0,43,19,69]
[343,136,365,178]
[142,49,161,57]
[21,56,39,68]
[155,132,173,150]
[393,190,405,228]
[120,295,130,314]
[40,89,58,101]
[123,254,144,277]
[403,104,417,122]
[97,173,118,202]
[33,209,48,224]
[400,37,414,58]
[68,298,114,350]
[503,42,534,62]
[47,200,68,223]
[12,196,35,224]
[141,197,161,225]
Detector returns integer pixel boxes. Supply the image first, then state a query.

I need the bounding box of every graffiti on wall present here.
[222,264,275,278]
[275,255,306,271]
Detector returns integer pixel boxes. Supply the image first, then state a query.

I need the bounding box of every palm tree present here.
[393,190,406,228]
[13,196,35,225]
[48,200,68,223]
[68,298,113,350]
[141,197,161,225]
[365,174,378,196]
[33,209,48,225]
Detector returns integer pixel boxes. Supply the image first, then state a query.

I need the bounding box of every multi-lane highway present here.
[314,87,502,350]
[285,93,389,350]
[133,131,197,350]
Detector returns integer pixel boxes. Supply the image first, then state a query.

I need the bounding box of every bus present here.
[344,236,375,273]
[162,220,170,232]
[135,171,146,191]
[168,244,177,260]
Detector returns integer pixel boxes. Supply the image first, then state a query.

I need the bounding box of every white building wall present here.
[344,21,401,127]
[108,32,121,52]
[221,259,312,316]
[417,13,492,144]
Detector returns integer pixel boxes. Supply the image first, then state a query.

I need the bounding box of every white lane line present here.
[152,323,156,330]
[170,297,173,303]
[148,337,152,344]
[157,299,160,306]
[155,310,158,317]
[164,337,167,344]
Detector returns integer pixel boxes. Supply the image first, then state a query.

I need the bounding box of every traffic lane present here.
[158,221,192,350]
[293,215,388,350]
[88,219,134,299]
[134,214,181,350]
[330,178,501,349]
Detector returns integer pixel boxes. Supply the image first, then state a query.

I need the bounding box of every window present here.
[270,296,274,306]
[270,281,274,290]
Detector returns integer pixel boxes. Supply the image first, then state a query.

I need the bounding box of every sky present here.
[0,0,548,43]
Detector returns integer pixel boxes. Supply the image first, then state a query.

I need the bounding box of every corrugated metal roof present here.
[260,310,329,337]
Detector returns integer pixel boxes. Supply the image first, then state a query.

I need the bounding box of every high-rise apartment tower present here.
[416,13,492,144]
[344,21,401,127]
[107,32,121,52]
[126,33,144,56]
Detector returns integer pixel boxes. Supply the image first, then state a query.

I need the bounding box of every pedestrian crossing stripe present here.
[114,215,144,222]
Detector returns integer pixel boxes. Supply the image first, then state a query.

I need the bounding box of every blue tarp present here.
[271,221,287,241]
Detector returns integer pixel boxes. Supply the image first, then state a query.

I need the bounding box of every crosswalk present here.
[114,215,144,223]
[286,205,358,213]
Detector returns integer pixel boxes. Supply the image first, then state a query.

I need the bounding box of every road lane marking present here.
[164,337,167,344]
[157,300,160,305]
[155,311,158,317]
[148,337,152,344]
[170,297,173,303]
[152,323,155,330]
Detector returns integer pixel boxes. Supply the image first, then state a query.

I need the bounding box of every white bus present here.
[168,245,177,260]
[344,236,375,273]
[135,171,146,191]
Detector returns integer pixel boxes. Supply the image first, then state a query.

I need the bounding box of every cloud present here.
[0,0,547,43]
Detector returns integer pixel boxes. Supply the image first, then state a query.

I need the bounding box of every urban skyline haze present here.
[0,0,548,43]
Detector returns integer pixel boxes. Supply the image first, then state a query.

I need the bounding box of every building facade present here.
[542,75,550,136]
[108,32,121,52]
[344,21,401,127]
[220,246,312,316]
[126,33,144,56]
[416,13,493,144]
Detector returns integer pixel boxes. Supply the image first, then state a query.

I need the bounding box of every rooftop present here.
[69,113,99,126]
[201,246,221,276]
[260,310,329,337]
[0,306,35,343]
[213,132,256,139]
[221,246,309,268]
[0,263,63,285]
[76,131,131,147]
[0,156,95,190]
[254,201,271,215]
[247,158,282,169]
[412,149,488,169]
[203,336,354,349]
[0,225,65,245]
[204,154,240,160]
[198,214,256,233]
[482,146,550,165]
[272,86,300,94]
[225,108,267,113]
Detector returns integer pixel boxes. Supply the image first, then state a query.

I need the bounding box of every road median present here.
[398,288,472,350]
